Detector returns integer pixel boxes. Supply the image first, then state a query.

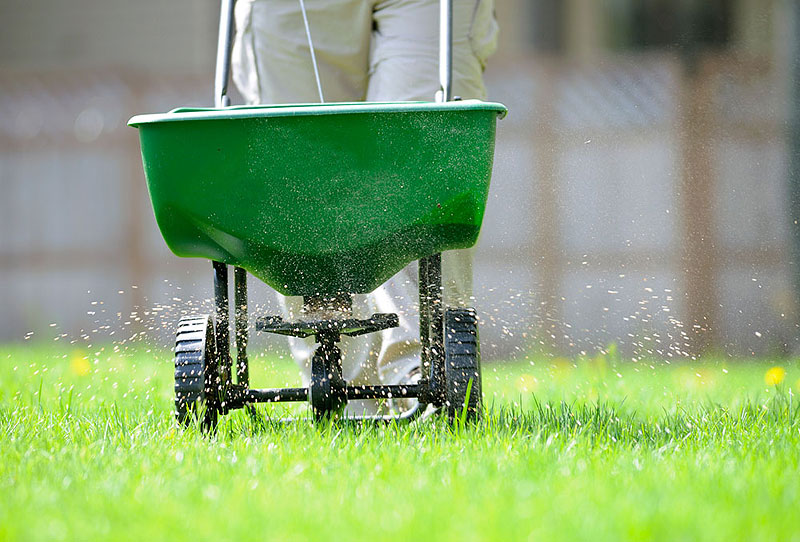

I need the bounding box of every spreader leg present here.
[419,253,444,406]
[212,261,233,390]
[419,257,430,379]
[234,266,249,388]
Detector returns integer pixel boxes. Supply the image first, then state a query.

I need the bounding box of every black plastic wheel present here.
[309,337,347,420]
[443,308,482,420]
[174,314,221,429]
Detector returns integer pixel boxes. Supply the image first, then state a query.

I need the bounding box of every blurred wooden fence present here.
[0,53,794,357]
[480,52,792,357]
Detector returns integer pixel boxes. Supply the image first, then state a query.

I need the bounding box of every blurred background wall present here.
[0,0,797,359]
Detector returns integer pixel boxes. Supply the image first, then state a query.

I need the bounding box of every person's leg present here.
[232,0,383,415]
[232,0,373,104]
[366,0,498,388]
[230,0,499,411]
[367,0,497,102]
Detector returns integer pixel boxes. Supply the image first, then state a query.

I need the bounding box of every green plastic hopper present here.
[129,100,506,296]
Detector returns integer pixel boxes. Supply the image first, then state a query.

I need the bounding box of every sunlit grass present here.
[1,344,799,541]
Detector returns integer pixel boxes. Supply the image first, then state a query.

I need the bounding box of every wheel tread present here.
[173,314,220,429]
[443,308,482,420]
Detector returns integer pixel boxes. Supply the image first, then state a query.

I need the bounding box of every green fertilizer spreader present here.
[129,0,506,427]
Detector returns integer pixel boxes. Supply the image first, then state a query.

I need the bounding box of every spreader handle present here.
[436,0,453,103]
[215,0,235,107]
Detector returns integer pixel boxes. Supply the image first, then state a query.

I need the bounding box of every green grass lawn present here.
[1,344,799,541]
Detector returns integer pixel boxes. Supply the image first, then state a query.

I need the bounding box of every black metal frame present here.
[209,254,444,421]
[205,0,455,421]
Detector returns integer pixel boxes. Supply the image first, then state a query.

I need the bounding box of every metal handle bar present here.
[437,0,453,103]
[215,0,235,107]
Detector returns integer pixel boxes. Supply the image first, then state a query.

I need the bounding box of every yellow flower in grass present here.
[764,366,786,386]
[551,357,573,381]
[516,374,539,393]
[69,350,91,377]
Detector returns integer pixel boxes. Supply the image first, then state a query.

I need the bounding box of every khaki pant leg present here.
[368,0,498,306]
[231,0,498,397]
[233,0,381,414]
[232,0,374,104]
[367,0,498,102]
[365,0,498,387]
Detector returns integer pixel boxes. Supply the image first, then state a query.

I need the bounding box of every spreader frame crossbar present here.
[225,383,423,409]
